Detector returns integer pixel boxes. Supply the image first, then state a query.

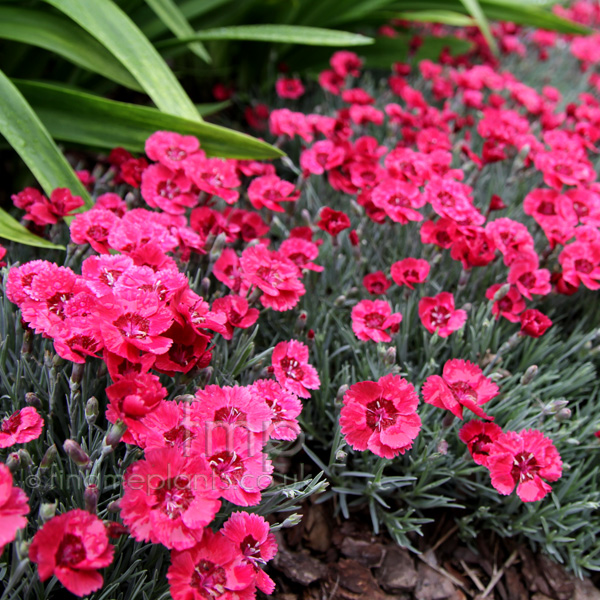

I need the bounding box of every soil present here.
[265,502,600,600]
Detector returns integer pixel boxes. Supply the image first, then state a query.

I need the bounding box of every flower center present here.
[537,201,556,216]
[575,258,593,274]
[209,451,244,485]
[430,306,451,328]
[364,312,385,328]
[213,406,244,424]
[450,381,477,404]
[365,397,397,431]
[280,357,304,381]
[511,451,539,482]
[114,313,150,339]
[56,534,86,567]
[190,559,227,598]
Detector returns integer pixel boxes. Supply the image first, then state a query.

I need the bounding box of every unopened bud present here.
[520,365,538,385]
[437,439,449,455]
[198,366,213,387]
[492,283,511,303]
[105,521,129,539]
[17,449,32,469]
[200,277,211,299]
[84,484,100,514]
[336,385,349,405]
[498,333,521,354]
[44,350,53,369]
[85,397,99,425]
[335,449,347,462]
[52,354,64,369]
[39,502,57,523]
[542,398,569,415]
[25,392,42,410]
[17,541,30,560]
[281,513,303,528]
[40,444,58,469]
[107,499,121,513]
[5,452,20,472]
[63,440,91,468]
[555,408,572,422]
[172,394,195,404]
[70,363,85,386]
[334,295,346,307]
[384,346,397,365]
[103,421,127,452]
[301,208,312,227]
[209,232,227,262]
[295,311,308,333]
[21,329,33,355]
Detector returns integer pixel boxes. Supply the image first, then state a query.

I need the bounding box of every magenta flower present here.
[418,292,467,338]
[351,299,402,343]
[0,407,44,448]
[272,340,320,399]
[390,258,430,289]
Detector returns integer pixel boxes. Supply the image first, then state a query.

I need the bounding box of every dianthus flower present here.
[390,258,430,289]
[424,179,484,226]
[275,77,305,99]
[279,237,323,275]
[141,163,198,214]
[534,150,596,190]
[240,245,305,311]
[520,309,552,338]
[213,248,243,293]
[29,509,114,597]
[485,218,535,266]
[167,529,256,600]
[249,379,302,441]
[70,209,120,254]
[485,284,526,322]
[121,447,221,550]
[422,359,499,420]
[183,155,240,204]
[0,463,29,554]
[247,175,300,212]
[317,207,351,236]
[212,295,259,340]
[371,179,425,224]
[459,420,503,466]
[486,429,562,502]
[363,271,392,295]
[225,208,269,242]
[558,241,600,290]
[12,187,84,225]
[145,131,201,170]
[507,252,552,300]
[420,218,458,249]
[271,340,320,399]
[300,141,346,175]
[222,512,278,594]
[340,374,421,458]
[0,407,44,448]
[418,292,467,337]
[330,50,362,77]
[269,108,313,142]
[351,299,402,343]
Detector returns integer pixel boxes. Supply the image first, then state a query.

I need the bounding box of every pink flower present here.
[279,237,323,274]
[418,292,467,337]
[340,374,421,458]
[300,141,346,175]
[141,163,198,214]
[70,209,120,254]
[13,187,84,225]
[422,359,499,420]
[0,407,44,448]
[222,512,278,594]
[317,207,351,236]
[249,379,302,441]
[351,299,402,343]
[330,51,362,77]
[167,529,256,600]
[507,252,552,300]
[247,175,300,212]
[485,284,526,323]
[145,130,201,170]
[363,271,392,295]
[459,420,503,466]
[29,509,114,597]
[371,179,425,224]
[121,447,221,550]
[240,245,305,312]
[558,241,600,290]
[212,295,259,340]
[520,309,552,338]
[0,463,29,554]
[269,108,313,142]
[276,77,305,99]
[486,429,562,502]
[183,155,240,204]
[390,258,430,289]
[272,340,320,399]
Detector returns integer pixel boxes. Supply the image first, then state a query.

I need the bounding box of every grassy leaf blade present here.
[0,208,65,250]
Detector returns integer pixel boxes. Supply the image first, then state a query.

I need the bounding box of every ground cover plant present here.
[2,1,600,599]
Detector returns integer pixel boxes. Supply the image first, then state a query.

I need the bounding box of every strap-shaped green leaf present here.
[0,70,92,209]
[15,80,283,160]
[0,208,65,250]
[0,6,141,91]
[157,24,374,47]
[43,0,202,122]
[458,0,498,53]
[392,9,476,26]
[144,0,212,62]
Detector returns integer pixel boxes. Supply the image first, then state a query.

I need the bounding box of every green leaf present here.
[195,100,231,116]
[144,0,212,62]
[43,0,202,122]
[458,0,498,53]
[15,79,283,160]
[0,6,141,91]
[0,70,92,210]
[393,9,476,26]
[157,24,374,47]
[0,208,65,250]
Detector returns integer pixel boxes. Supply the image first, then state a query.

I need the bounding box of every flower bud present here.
[52,354,64,369]
[335,449,347,462]
[84,484,100,514]
[295,311,308,334]
[334,295,346,306]
[70,363,85,386]
[105,521,129,539]
[520,365,538,386]
[25,392,42,410]
[209,232,227,262]
[63,439,91,468]
[200,277,211,299]
[107,499,121,513]
[17,449,32,469]
[5,452,20,472]
[85,397,99,425]
[172,394,195,404]
[492,283,511,303]
[384,346,397,365]
[40,444,58,469]
[336,385,349,405]
[555,408,572,422]
[21,329,33,356]
[39,501,57,523]
[542,398,569,415]
[281,513,303,528]
[437,439,449,455]
[103,420,127,452]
